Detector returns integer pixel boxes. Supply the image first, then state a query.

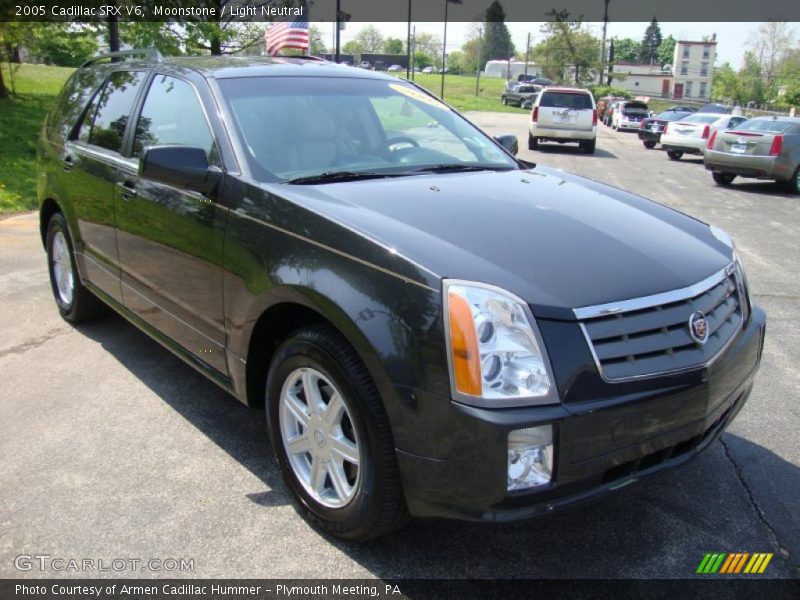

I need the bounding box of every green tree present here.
[445,50,465,74]
[383,38,404,54]
[342,40,364,60]
[640,17,662,64]
[533,10,600,85]
[309,25,327,56]
[657,35,677,68]
[353,25,384,53]
[460,36,482,74]
[413,51,433,69]
[483,1,515,61]
[30,24,99,67]
[613,38,642,64]
[739,51,765,104]
[711,63,746,103]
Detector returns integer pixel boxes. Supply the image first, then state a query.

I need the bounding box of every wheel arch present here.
[39,197,62,248]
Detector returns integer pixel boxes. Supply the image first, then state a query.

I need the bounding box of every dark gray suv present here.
[38,50,765,540]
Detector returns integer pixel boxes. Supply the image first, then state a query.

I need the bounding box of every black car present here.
[638,110,694,148]
[38,50,766,541]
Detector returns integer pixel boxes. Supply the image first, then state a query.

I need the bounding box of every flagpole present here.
[335,0,341,63]
[406,0,412,79]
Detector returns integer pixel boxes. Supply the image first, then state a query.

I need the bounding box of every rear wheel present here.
[528,133,539,150]
[502,97,508,105]
[46,212,104,323]
[580,139,596,154]
[784,167,800,195]
[266,325,408,541]
[643,141,656,149]
[667,150,683,160]
[712,172,736,186]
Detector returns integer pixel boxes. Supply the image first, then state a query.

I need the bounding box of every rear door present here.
[63,70,148,303]
[538,91,594,131]
[115,72,229,374]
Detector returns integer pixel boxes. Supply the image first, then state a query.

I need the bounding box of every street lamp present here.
[441,0,462,98]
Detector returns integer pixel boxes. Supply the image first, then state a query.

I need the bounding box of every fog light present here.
[508,425,553,491]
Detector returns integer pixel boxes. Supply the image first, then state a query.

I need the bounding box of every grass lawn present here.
[0,64,74,214]
[402,73,529,114]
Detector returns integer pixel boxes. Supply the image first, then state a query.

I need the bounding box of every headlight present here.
[733,249,751,323]
[444,280,558,407]
[711,225,751,323]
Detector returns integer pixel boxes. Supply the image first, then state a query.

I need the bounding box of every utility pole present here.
[411,27,416,81]
[335,0,341,63]
[524,32,530,78]
[599,0,609,84]
[475,27,482,97]
[406,0,412,79]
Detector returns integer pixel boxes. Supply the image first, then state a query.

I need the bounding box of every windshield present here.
[217,76,518,182]
[734,119,796,134]
[657,111,690,121]
[680,114,720,124]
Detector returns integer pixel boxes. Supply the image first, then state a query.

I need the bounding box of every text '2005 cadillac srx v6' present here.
[38,51,766,540]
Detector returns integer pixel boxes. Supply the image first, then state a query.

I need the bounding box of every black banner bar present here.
[2,0,800,23]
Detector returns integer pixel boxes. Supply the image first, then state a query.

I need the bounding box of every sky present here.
[318,21,787,70]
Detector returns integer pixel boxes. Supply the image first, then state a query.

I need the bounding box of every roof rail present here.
[80,48,163,69]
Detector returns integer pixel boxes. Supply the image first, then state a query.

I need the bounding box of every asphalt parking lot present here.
[1,113,798,580]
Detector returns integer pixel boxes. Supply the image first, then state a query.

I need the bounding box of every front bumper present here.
[398,307,766,521]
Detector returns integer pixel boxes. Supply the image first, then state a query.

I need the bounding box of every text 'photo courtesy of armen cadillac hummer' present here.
[38,50,766,541]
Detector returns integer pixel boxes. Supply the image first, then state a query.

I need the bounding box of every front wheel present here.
[712,172,736,186]
[46,212,104,323]
[528,133,539,150]
[643,141,656,149]
[266,325,408,541]
[502,97,508,105]
[667,150,683,160]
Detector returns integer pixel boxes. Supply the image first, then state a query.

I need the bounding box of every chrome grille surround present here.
[575,264,745,382]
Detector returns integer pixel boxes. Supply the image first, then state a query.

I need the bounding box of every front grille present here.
[579,267,744,381]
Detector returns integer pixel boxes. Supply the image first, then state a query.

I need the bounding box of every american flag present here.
[265,20,310,56]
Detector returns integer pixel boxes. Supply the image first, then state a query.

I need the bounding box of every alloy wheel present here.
[51,231,74,305]
[279,367,361,508]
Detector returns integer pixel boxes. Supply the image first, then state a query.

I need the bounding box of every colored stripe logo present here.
[696,552,773,574]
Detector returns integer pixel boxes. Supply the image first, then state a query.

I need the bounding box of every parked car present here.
[421,66,435,74]
[709,114,749,134]
[521,96,538,110]
[360,60,371,69]
[660,113,727,160]
[529,87,597,153]
[612,100,650,131]
[664,105,697,113]
[387,64,403,72]
[697,103,731,114]
[704,116,800,191]
[374,61,386,71]
[502,84,539,107]
[39,51,765,541]
[638,109,694,148]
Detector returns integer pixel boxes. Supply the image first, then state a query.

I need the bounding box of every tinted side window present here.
[53,69,107,140]
[540,92,592,109]
[133,75,219,165]
[81,71,146,153]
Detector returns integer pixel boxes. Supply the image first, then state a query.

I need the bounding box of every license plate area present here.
[730,144,747,154]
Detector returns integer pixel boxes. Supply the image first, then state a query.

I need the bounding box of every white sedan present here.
[660,113,729,160]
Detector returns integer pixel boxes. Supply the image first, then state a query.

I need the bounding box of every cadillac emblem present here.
[689,311,709,344]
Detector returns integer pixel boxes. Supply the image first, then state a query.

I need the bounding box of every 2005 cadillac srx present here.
[38,51,766,540]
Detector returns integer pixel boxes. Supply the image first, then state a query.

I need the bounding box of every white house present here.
[611,37,717,101]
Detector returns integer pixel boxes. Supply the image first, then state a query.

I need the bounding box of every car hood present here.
[276,168,732,319]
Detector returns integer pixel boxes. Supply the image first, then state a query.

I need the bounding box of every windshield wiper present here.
[285,170,403,185]
[404,164,514,174]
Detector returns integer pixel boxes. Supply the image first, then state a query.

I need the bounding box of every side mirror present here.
[493,134,518,156]
[139,145,219,195]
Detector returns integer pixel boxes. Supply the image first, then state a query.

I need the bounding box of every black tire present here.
[502,97,508,106]
[667,150,683,160]
[643,141,656,149]
[712,172,736,186]
[580,139,596,154]
[528,133,539,150]
[266,325,408,541]
[46,212,104,323]
[784,167,800,195]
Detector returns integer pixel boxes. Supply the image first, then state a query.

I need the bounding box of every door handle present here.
[117,181,137,201]
[62,156,73,172]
